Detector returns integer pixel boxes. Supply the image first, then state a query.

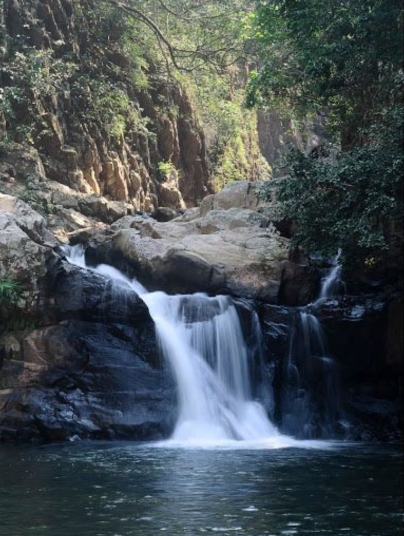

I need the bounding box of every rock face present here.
[75,181,320,304]
[0,193,58,315]
[0,0,211,240]
[257,110,325,176]
[0,318,175,442]
[259,297,403,442]
[0,196,176,442]
[312,297,403,441]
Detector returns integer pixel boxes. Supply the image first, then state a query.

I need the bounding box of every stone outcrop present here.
[257,110,325,176]
[0,193,58,315]
[73,181,320,304]
[312,296,403,441]
[259,297,403,441]
[0,196,175,442]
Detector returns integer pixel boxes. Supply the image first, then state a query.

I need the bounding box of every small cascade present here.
[318,249,346,300]
[63,245,301,448]
[280,249,347,438]
[281,311,341,438]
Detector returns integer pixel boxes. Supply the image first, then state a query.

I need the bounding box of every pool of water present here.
[0,441,402,536]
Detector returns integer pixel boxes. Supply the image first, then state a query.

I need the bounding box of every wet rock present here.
[257,297,402,441]
[0,320,176,443]
[0,197,179,442]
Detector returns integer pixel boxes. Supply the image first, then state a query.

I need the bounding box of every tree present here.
[249,0,403,276]
[271,106,403,269]
[105,0,250,74]
[247,0,403,149]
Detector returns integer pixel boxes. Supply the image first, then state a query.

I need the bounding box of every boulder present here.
[199,181,263,215]
[108,211,289,301]
[0,196,178,443]
[0,194,58,315]
[0,320,176,442]
[0,256,176,443]
[72,181,321,303]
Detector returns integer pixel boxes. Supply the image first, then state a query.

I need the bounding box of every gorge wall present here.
[0,0,215,240]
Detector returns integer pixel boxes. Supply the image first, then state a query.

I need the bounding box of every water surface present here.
[0,442,402,536]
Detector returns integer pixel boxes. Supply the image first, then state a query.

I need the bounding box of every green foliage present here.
[262,105,403,267]
[0,47,76,143]
[250,0,403,272]
[157,161,177,182]
[87,79,149,140]
[0,279,22,303]
[185,72,270,190]
[247,0,403,147]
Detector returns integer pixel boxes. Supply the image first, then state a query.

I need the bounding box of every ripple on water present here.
[0,443,401,536]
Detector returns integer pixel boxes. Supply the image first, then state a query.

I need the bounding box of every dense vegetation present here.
[1,0,402,278]
[248,0,403,275]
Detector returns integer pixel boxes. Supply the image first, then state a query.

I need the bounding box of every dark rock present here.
[46,258,152,327]
[278,261,320,306]
[151,206,181,222]
[257,297,403,441]
[0,320,176,443]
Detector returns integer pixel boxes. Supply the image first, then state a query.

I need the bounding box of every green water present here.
[0,442,402,536]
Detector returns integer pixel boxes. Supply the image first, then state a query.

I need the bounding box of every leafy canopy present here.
[270,106,403,267]
[249,0,403,273]
[247,0,403,147]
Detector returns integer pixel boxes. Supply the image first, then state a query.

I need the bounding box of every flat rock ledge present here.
[77,181,319,304]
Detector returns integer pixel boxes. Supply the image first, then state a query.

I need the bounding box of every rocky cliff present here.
[257,110,325,176]
[0,0,214,241]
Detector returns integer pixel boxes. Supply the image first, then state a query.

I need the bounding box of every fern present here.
[0,279,22,303]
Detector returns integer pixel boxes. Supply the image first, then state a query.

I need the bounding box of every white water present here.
[318,249,345,300]
[64,245,333,449]
[281,309,343,439]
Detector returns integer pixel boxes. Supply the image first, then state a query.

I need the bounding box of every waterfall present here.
[281,310,342,438]
[143,291,281,444]
[277,249,347,438]
[318,249,345,300]
[64,245,319,448]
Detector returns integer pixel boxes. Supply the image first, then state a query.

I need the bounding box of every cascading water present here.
[63,245,324,448]
[318,249,346,300]
[280,252,346,438]
[281,311,342,438]
[143,291,280,445]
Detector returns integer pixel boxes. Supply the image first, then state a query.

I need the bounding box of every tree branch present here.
[108,0,184,70]
[107,0,242,73]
